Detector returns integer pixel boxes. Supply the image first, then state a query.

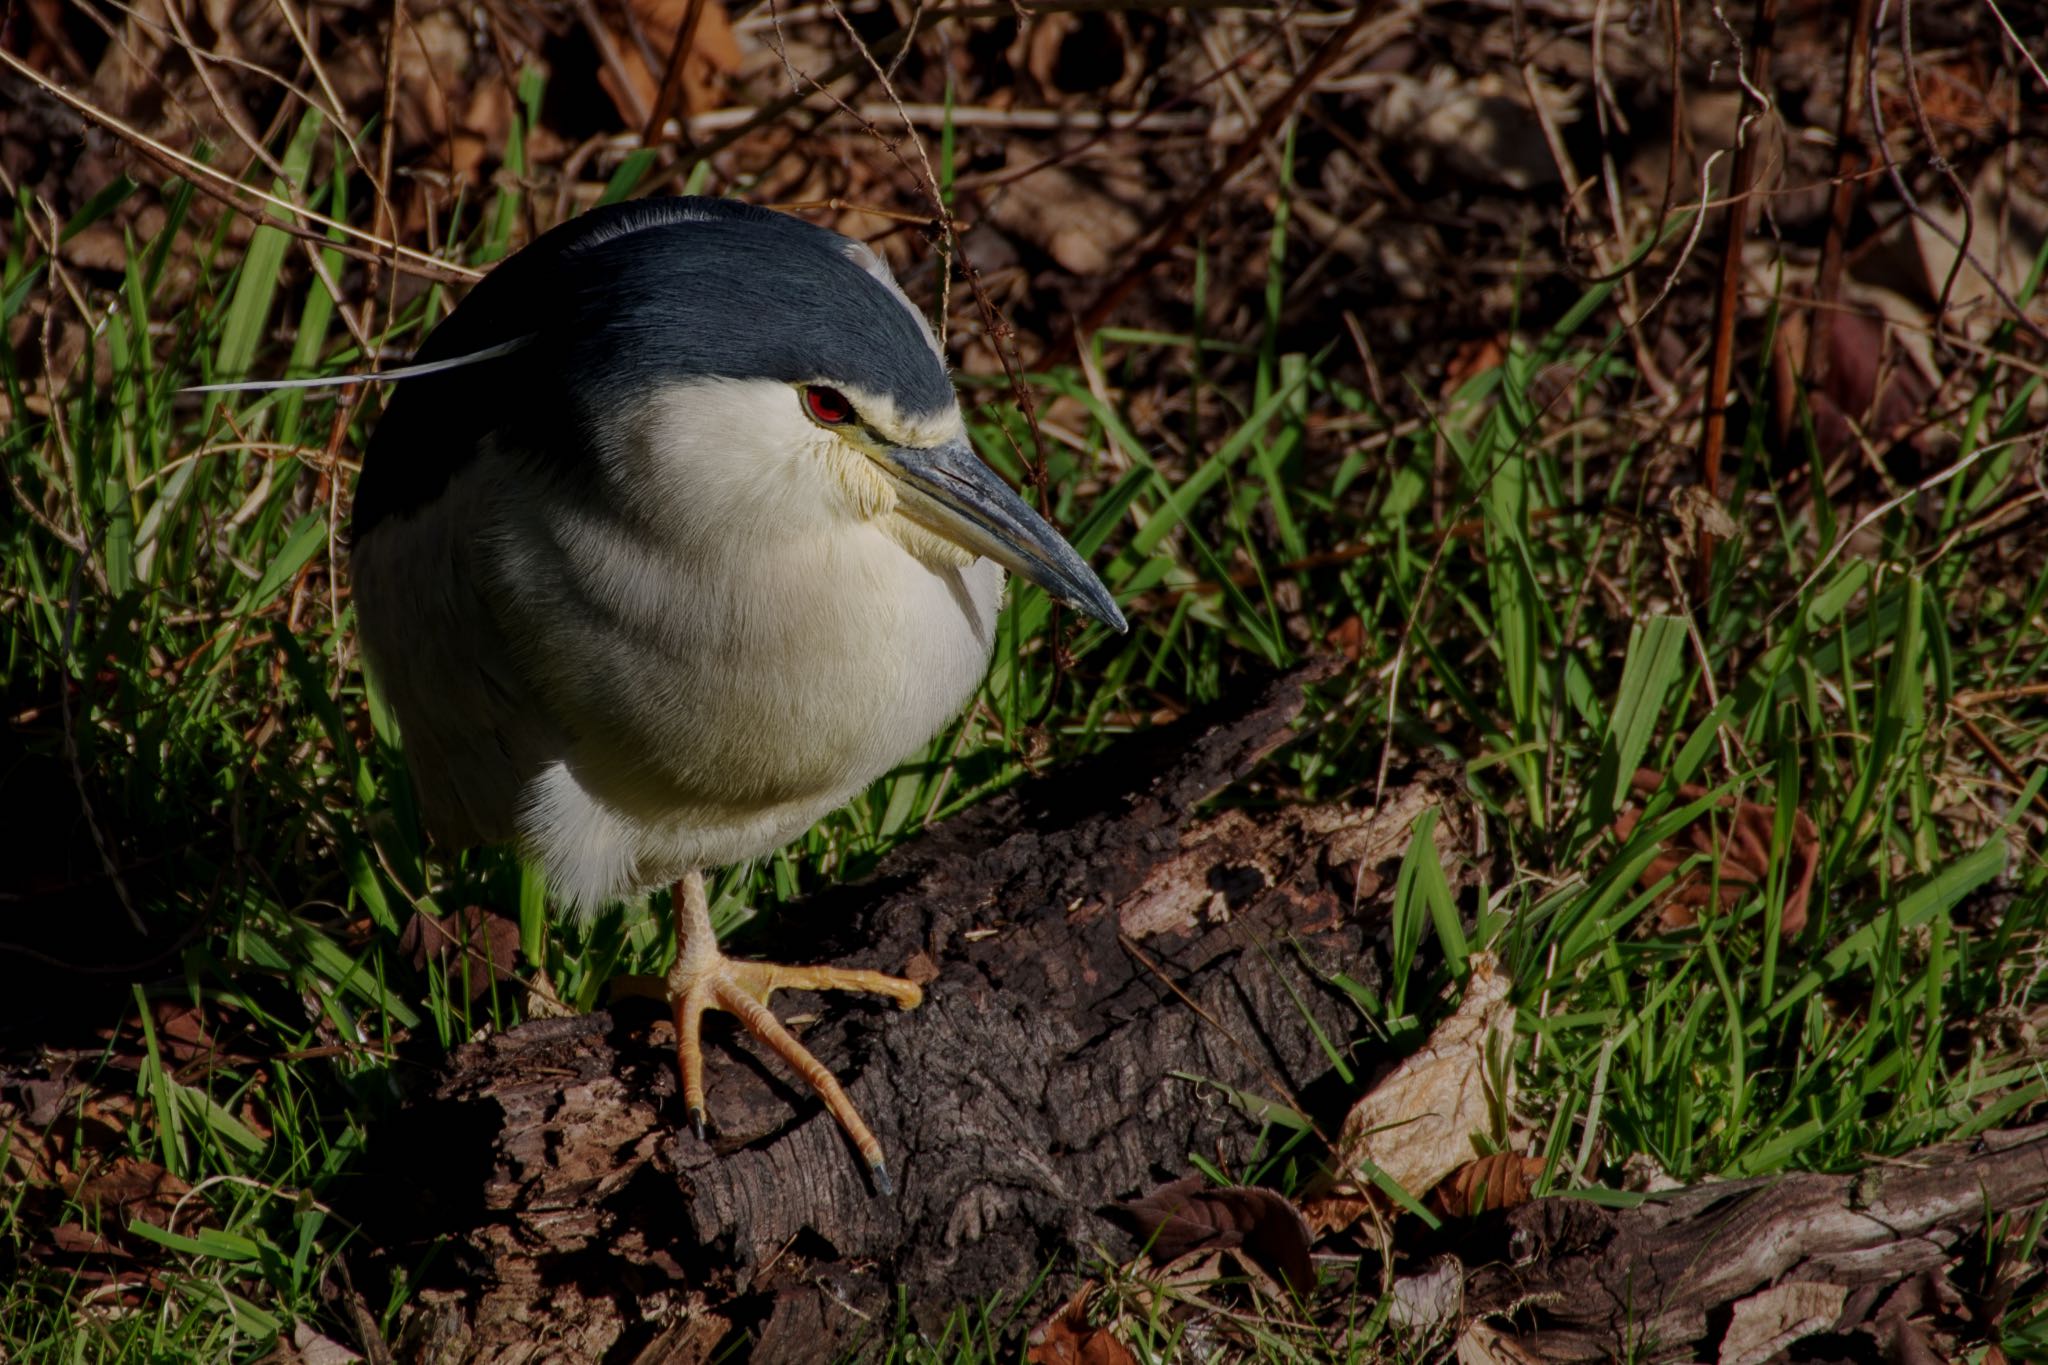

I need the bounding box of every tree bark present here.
[1457,1122,2048,1361]
[374,665,1488,1363]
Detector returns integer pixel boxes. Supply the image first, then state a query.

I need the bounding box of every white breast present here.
[478,379,1006,911]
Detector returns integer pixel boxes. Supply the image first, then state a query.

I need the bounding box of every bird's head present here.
[367,199,1125,634]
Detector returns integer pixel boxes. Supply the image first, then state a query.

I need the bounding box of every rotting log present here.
[357,664,2048,1364]
[371,665,1486,1363]
[1457,1122,2048,1361]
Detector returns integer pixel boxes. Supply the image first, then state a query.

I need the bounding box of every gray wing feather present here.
[350,464,562,849]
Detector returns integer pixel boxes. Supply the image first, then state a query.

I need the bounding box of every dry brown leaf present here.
[398,905,522,998]
[1323,953,1515,1216]
[1299,1190,1381,1239]
[1455,1322,1545,1364]
[1370,69,1567,190]
[1387,1255,1464,1329]
[981,145,1145,276]
[292,1322,366,1365]
[1614,770,1820,937]
[596,0,743,127]
[1428,1152,1545,1218]
[149,999,227,1066]
[66,1155,190,1228]
[1116,1175,1315,1295]
[1672,485,1738,544]
[1440,336,1506,397]
[1717,1281,1847,1365]
[3,1114,63,1186]
[1026,1285,1136,1365]
[49,1221,132,1257]
[1023,13,1078,91]
[1325,616,1366,661]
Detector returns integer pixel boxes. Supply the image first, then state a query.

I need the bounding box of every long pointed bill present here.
[877,437,1127,633]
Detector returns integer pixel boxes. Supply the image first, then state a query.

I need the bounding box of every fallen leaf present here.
[292,1322,365,1365]
[1614,770,1821,937]
[1116,1176,1316,1295]
[595,0,743,127]
[1387,1255,1464,1330]
[981,144,1145,276]
[1456,1322,1545,1363]
[1323,953,1516,1214]
[1428,1152,1545,1218]
[1325,616,1366,661]
[1718,1281,1847,1365]
[49,1221,132,1257]
[151,1000,225,1065]
[1370,68,1568,191]
[1440,336,1506,397]
[1299,1190,1382,1240]
[66,1155,190,1228]
[1672,485,1738,543]
[17,1076,73,1127]
[399,905,523,998]
[1027,1285,1136,1365]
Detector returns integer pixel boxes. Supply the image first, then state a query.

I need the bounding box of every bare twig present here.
[1897,0,1977,348]
[572,0,654,129]
[1864,0,2048,347]
[1051,3,1390,367]
[1693,0,1779,606]
[1805,0,1877,387]
[643,0,713,145]
[0,48,479,284]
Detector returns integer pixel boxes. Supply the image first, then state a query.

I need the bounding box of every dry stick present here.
[127,3,377,367]
[370,0,406,308]
[1956,683,2048,705]
[660,0,1285,190]
[1043,2,1380,370]
[1691,0,1779,609]
[643,0,713,146]
[955,7,1316,198]
[0,48,477,283]
[648,25,907,189]
[1984,0,2048,91]
[1863,0,2048,348]
[157,0,290,184]
[1897,0,1978,350]
[1953,712,2048,819]
[741,0,1283,21]
[571,0,654,129]
[1806,0,1878,387]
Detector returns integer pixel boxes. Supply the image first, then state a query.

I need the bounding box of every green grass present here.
[4,124,2046,1362]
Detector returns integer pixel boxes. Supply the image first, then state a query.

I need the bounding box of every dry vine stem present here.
[1693,0,1779,608]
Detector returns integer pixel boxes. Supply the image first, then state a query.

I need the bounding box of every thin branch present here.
[1692,0,1779,606]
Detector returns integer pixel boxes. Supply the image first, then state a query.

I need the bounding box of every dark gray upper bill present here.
[883,439,1127,633]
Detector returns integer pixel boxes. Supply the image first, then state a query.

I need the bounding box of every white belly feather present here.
[503,491,1003,908]
[353,434,1004,915]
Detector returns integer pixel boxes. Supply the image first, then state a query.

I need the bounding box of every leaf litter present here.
[1039,953,1542,1351]
[1613,768,1822,938]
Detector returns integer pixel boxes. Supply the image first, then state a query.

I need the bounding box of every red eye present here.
[805,385,855,425]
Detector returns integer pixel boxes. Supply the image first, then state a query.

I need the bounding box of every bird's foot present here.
[666,947,922,1193]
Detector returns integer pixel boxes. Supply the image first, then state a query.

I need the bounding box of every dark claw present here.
[872,1161,894,1198]
[689,1106,707,1142]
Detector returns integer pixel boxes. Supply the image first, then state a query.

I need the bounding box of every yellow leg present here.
[665,868,923,1193]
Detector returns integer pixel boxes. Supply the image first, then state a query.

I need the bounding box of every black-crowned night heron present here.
[349,197,1125,1190]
